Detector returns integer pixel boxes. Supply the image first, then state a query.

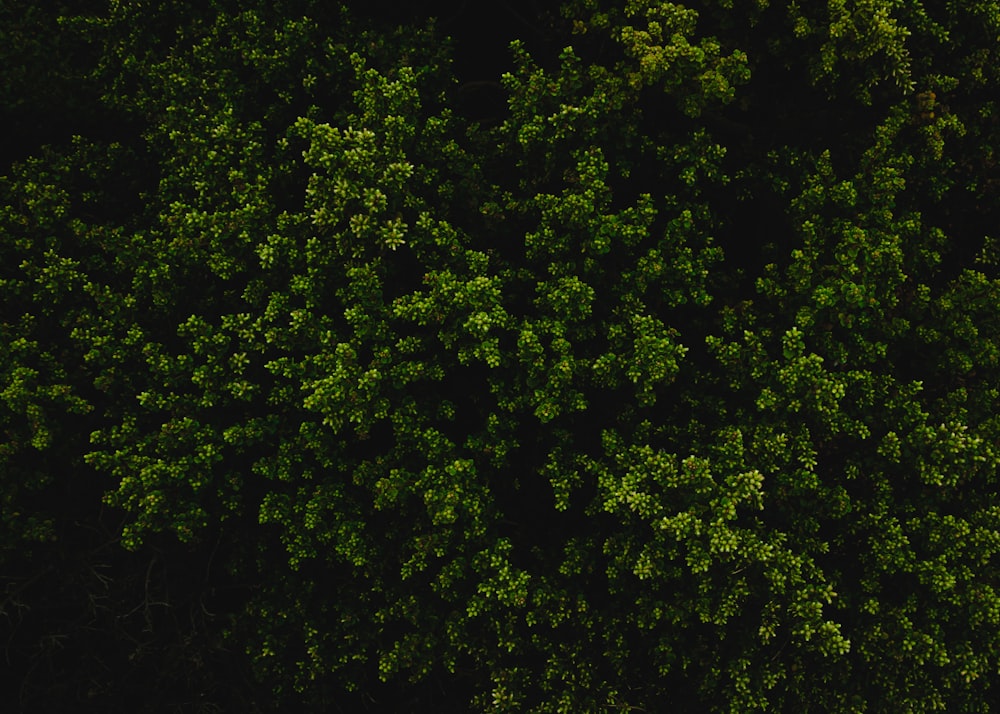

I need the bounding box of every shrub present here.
[5,0,1000,710]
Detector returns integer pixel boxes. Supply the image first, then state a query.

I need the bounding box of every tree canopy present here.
[5,0,1000,711]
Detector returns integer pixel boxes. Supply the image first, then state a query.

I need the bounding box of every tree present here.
[4,0,1000,710]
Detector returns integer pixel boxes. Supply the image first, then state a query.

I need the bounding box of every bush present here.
[5,0,1000,710]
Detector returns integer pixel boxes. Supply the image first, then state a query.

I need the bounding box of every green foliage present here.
[7,0,1000,710]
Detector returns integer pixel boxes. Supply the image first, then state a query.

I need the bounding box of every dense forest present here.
[5,0,1000,710]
